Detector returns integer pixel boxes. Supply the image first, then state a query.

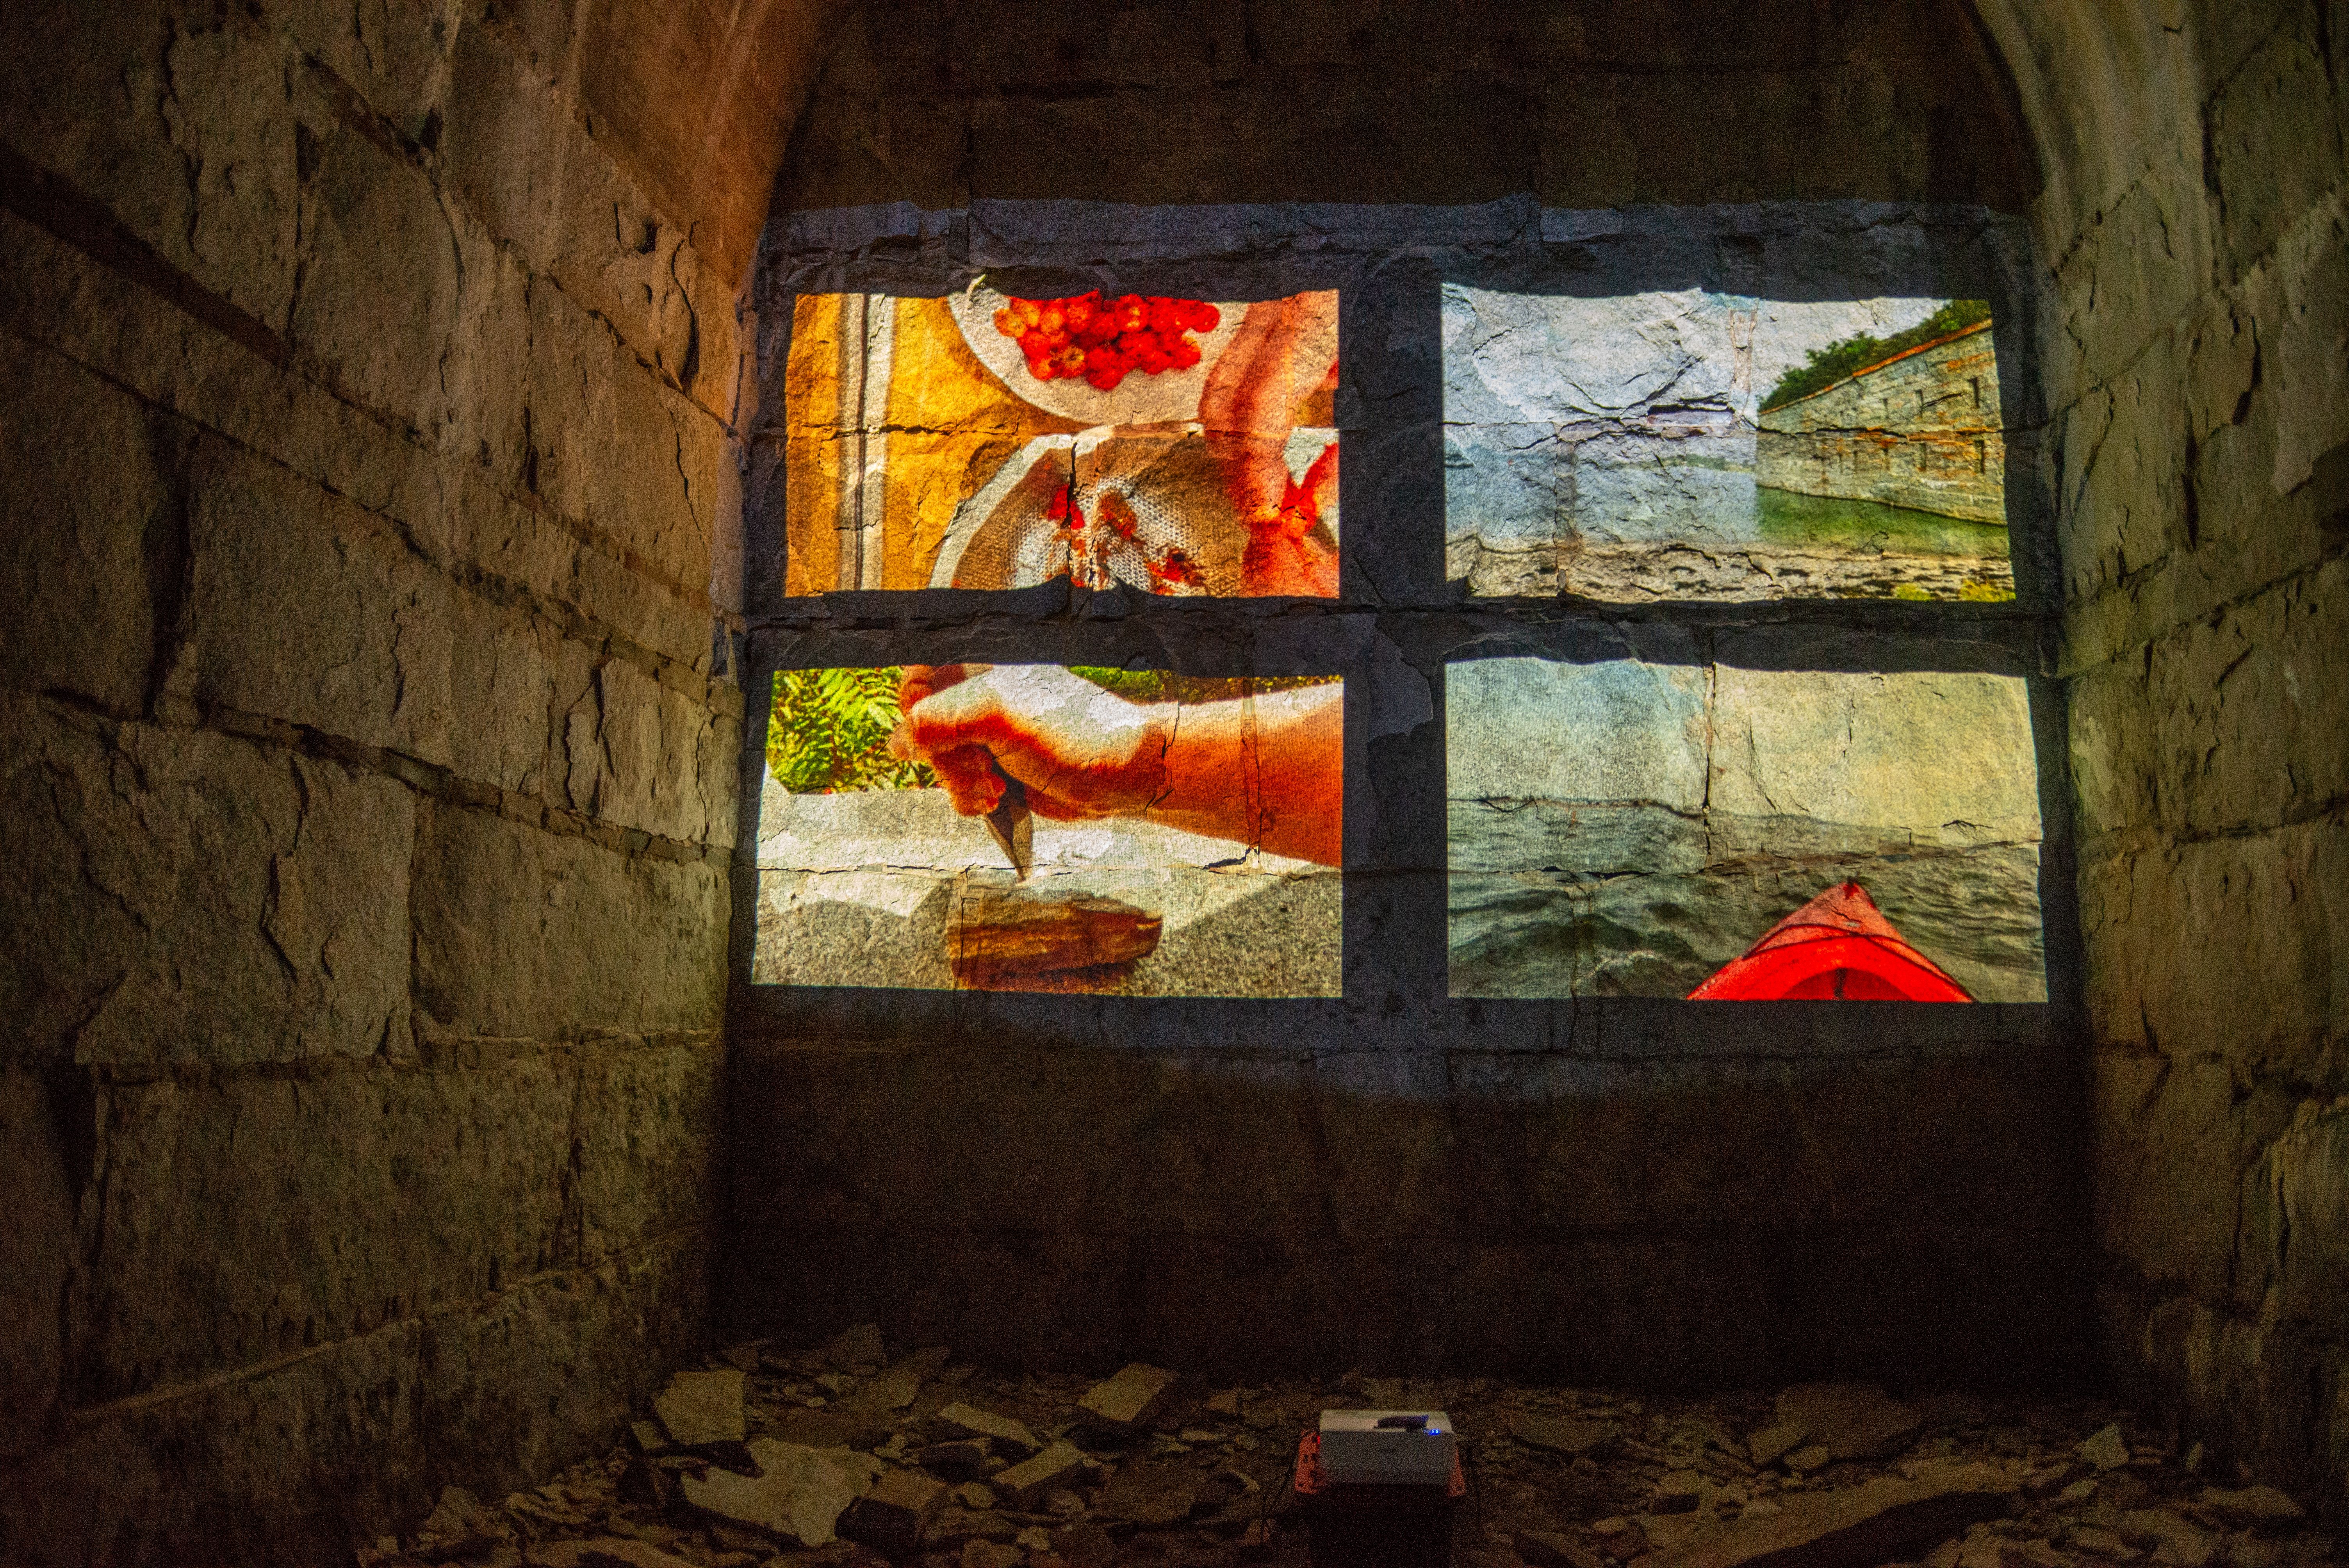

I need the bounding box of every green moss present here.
[1761,300,1993,413]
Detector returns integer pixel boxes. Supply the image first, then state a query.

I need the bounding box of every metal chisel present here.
[984,770,1033,880]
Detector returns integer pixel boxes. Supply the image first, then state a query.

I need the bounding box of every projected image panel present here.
[1447,656,2046,1000]
[1443,289,2012,602]
[784,291,1340,597]
[754,664,1342,996]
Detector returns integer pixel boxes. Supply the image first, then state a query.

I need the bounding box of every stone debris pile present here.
[359,1342,2341,1568]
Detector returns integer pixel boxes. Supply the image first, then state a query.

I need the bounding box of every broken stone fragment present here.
[932,1401,1044,1455]
[1100,1463,1200,1526]
[617,1457,672,1513]
[1774,1384,1925,1462]
[991,1441,1094,1508]
[925,1506,1020,1549]
[1205,1390,1241,1416]
[769,1409,893,1452]
[1786,1445,1833,1474]
[822,1322,887,1371]
[2069,1527,2140,1561]
[2198,1486,2304,1532]
[1054,1522,1119,1566]
[720,1340,766,1374]
[1654,1470,1708,1514]
[1517,1530,1608,1568]
[679,1439,860,1548]
[527,1539,700,1568]
[627,1420,672,1456]
[2117,1510,2218,1567]
[1074,1363,1180,1436]
[922,1439,994,1479]
[1748,1422,1813,1468]
[847,1343,951,1411]
[961,1541,1022,1568]
[410,1485,509,1563]
[955,1482,998,1511]
[1641,1460,2020,1568]
[2077,1426,2131,1471]
[1594,1518,1654,1561]
[839,1467,950,1557]
[1518,1415,1623,1458]
[654,1368,747,1447]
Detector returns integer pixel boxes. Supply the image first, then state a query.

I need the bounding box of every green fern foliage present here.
[766,667,938,793]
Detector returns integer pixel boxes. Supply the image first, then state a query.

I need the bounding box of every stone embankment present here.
[360,1330,2339,1568]
[1756,323,2006,524]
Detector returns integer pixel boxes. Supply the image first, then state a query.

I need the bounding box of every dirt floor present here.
[364,1332,2342,1568]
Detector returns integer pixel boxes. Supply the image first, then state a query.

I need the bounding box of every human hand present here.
[891,664,1171,822]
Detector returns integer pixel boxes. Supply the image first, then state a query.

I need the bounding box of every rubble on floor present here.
[358,1341,2342,1568]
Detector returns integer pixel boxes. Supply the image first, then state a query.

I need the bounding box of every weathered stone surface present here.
[655,1369,747,1447]
[412,1484,510,1562]
[561,657,738,846]
[186,438,558,794]
[0,703,414,1068]
[932,1402,1044,1456]
[991,1442,1093,1508]
[2199,1485,2306,1531]
[412,802,727,1039]
[417,1232,708,1495]
[847,1343,950,1410]
[0,1066,73,1458]
[75,1057,574,1401]
[1708,670,2040,849]
[1773,1385,1924,1462]
[1516,1415,1623,1459]
[528,1538,700,1568]
[1448,655,1709,809]
[839,1467,949,1556]
[921,1440,993,1479]
[1749,1422,1812,1468]
[1075,1364,1181,1436]
[2076,1426,2130,1472]
[1100,1464,1199,1527]
[770,1409,895,1452]
[680,1439,859,1548]
[1644,1461,2019,1568]
[823,1321,887,1369]
[0,338,173,715]
[572,1036,722,1265]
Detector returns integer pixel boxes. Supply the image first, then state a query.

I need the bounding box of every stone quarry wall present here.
[0,3,801,1560]
[1756,323,2008,524]
[1975,0,2349,1527]
[726,0,2091,1405]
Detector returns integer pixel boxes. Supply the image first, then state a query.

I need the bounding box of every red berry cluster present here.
[992,293,1221,391]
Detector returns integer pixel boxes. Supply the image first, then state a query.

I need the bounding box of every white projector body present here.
[1317,1409,1458,1486]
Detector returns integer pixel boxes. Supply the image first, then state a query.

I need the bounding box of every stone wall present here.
[726,0,2092,1408]
[0,3,775,1560]
[1756,323,2008,524]
[1975,0,2349,1527]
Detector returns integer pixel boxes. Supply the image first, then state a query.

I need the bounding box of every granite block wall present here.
[0,2,797,1559]
[724,0,2092,1418]
[1976,0,2349,1525]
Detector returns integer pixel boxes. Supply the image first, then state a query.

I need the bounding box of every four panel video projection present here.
[754,272,2046,1001]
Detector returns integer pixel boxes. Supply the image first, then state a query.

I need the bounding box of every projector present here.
[1316,1410,1458,1486]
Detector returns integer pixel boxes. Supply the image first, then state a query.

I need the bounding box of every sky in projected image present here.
[784,290,1340,597]
[1444,289,2012,602]
[753,664,1342,996]
[1447,655,2047,1001]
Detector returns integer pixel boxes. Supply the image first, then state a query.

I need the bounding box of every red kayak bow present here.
[1688,882,1973,1001]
